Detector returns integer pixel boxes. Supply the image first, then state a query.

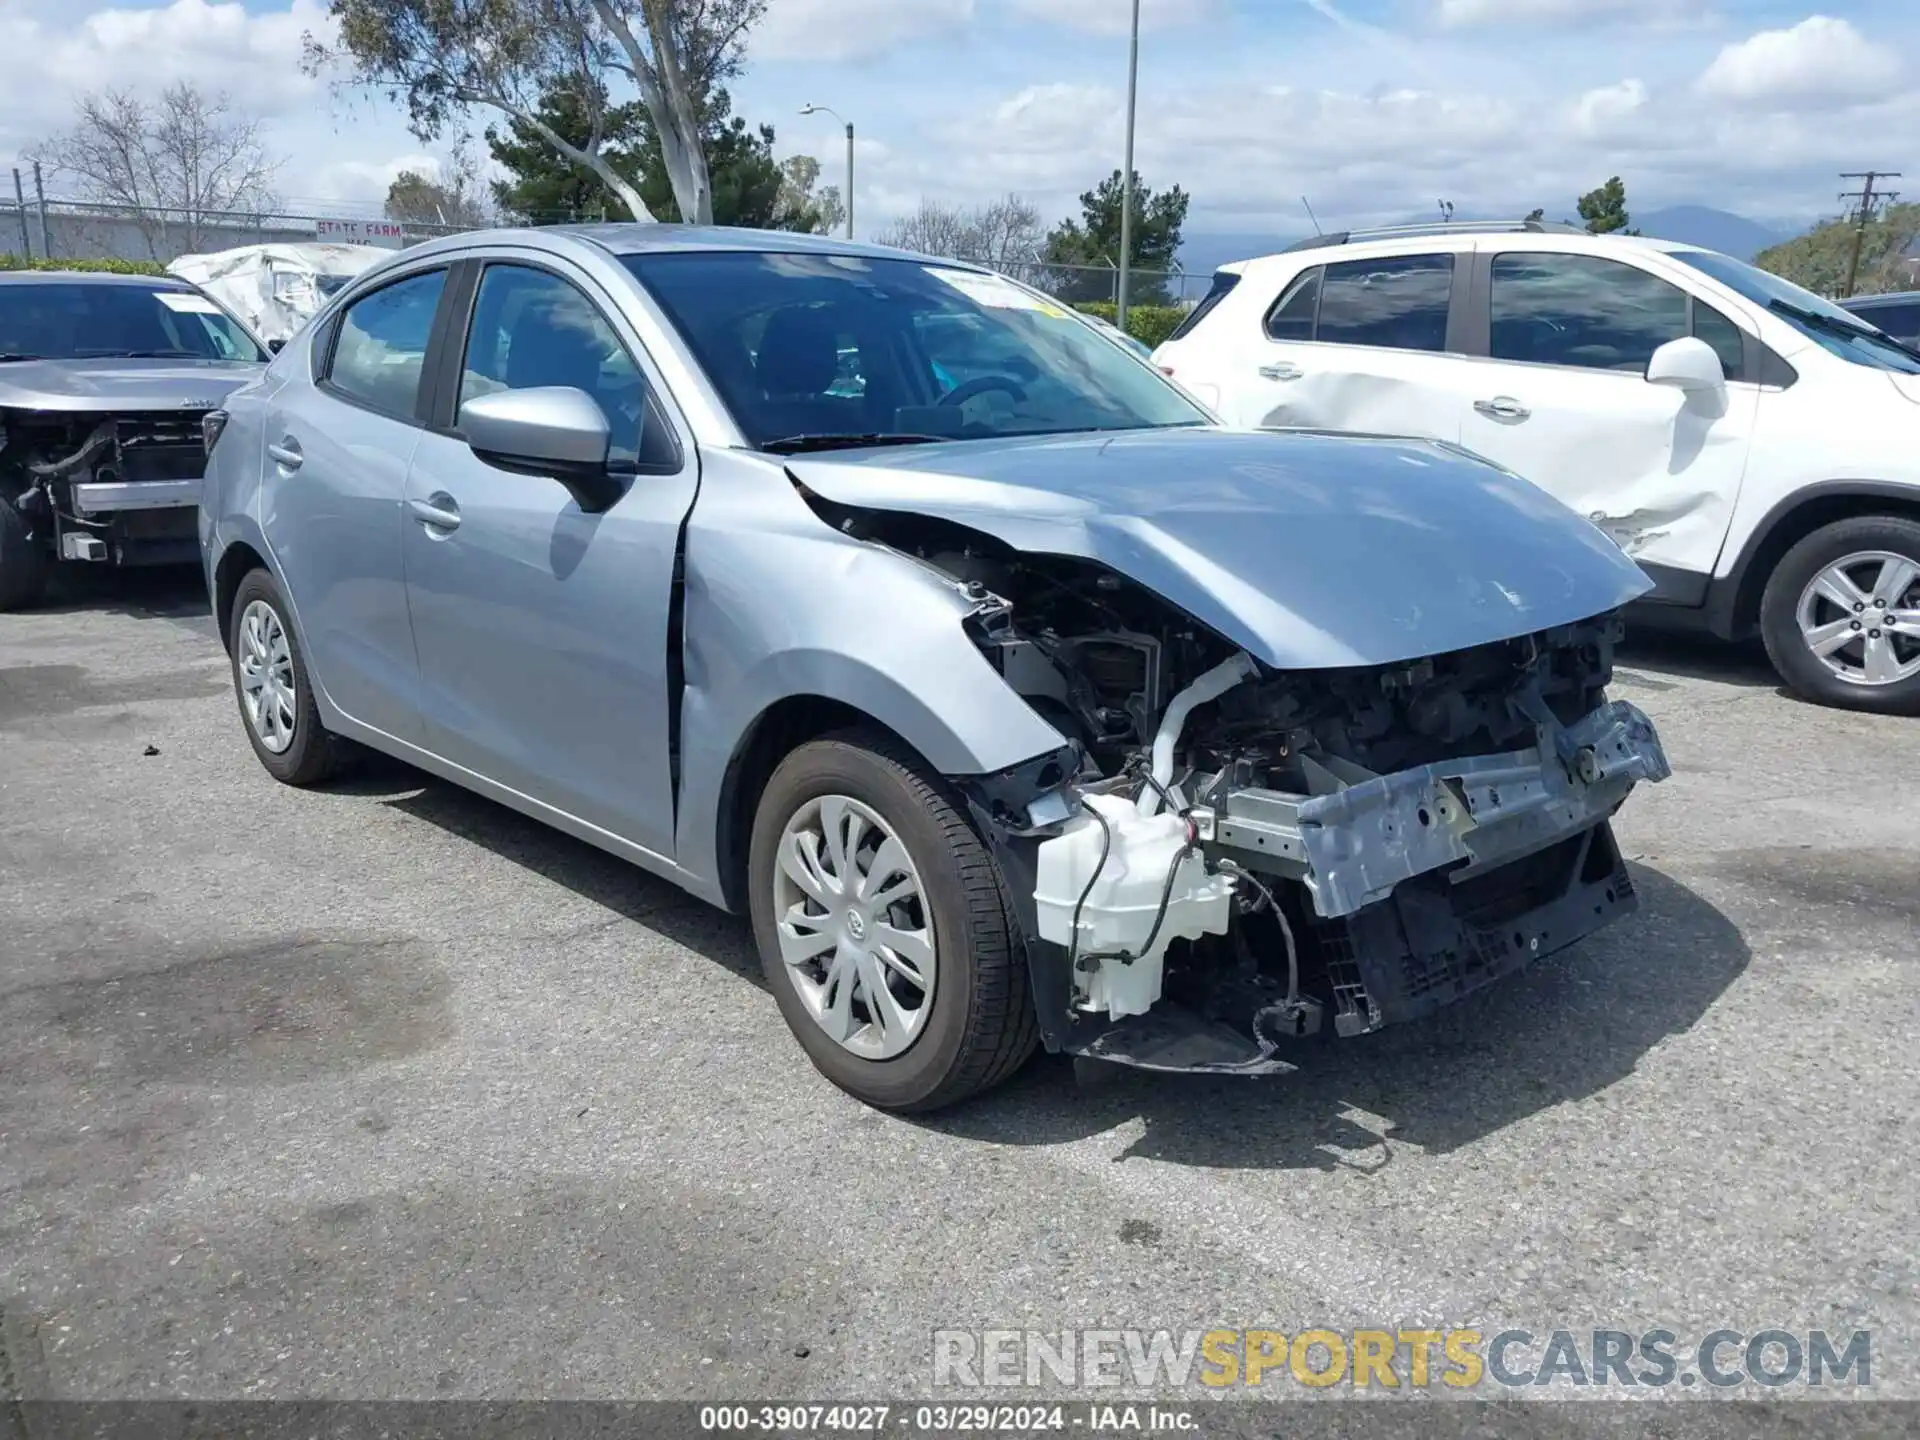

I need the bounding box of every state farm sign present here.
[314,219,407,249]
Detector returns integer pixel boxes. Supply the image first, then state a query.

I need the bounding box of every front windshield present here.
[1671,249,1920,374]
[624,251,1206,449]
[0,281,266,363]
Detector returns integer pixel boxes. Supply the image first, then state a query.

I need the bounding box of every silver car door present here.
[262,264,448,742]
[400,257,698,861]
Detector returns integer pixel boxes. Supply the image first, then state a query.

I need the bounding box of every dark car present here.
[0,270,268,609]
[1841,289,1920,347]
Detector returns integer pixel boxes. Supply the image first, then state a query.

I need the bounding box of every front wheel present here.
[747,731,1038,1112]
[1760,516,1920,715]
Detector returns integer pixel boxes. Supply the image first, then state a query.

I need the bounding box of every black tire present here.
[747,730,1038,1113]
[1760,515,1920,716]
[226,567,356,785]
[0,493,51,612]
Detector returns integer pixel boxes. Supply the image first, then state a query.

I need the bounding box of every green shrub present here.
[1074,301,1186,350]
[0,254,169,275]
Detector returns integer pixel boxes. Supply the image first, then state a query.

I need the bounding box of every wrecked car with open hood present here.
[0,271,268,609]
[200,227,1670,1112]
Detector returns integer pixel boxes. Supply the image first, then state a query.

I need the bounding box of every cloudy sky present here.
[0,0,1912,239]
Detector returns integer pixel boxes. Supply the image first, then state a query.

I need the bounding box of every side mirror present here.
[461,386,623,513]
[1646,336,1725,394]
[266,337,286,355]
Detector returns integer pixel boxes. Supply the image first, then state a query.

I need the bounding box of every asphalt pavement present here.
[2,568,1916,1412]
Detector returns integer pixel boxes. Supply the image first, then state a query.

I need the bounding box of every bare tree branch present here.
[29,84,281,259]
[875,195,1047,278]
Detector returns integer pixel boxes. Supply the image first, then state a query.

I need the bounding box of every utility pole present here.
[11,169,31,258]
[1115,0,1141,331]
[31,161,50,262]
[1839,170,1900,299]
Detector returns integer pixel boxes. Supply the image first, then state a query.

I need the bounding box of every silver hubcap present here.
[237,598,298,753]
[772,794,936,1061]
[1796,550,1920,688]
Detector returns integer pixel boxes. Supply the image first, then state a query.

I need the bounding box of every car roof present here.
[393,222,976,271]
[0,269,195,287]
[1221,225,1697,278]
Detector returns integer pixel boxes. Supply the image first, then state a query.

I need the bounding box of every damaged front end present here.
[927,539,1671,1077]
[1,408,212,570]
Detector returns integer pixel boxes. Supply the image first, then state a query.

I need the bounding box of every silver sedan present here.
[201,225,1668,1111]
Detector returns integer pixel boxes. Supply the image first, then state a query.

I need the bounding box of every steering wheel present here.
[938,375,1027,408]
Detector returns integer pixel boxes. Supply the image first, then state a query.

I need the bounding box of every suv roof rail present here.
[1278,218,1590,253]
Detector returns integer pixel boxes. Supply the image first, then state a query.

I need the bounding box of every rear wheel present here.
[227,568,355,785]
[1761,516,1920,715]
[747,731,1037,1112]
[0,493,51,612]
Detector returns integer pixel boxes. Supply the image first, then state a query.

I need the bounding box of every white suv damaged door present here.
[1455,246,1758,595]
[1213,249,1472,445]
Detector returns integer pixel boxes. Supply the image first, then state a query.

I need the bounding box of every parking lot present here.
[2,568,1917,1402]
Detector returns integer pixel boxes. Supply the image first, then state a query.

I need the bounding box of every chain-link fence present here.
[0,195,478,266]
[1,194,1212,306]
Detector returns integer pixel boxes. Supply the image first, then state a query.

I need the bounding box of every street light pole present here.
[801,104,856,240]
[1115,0,1141,331]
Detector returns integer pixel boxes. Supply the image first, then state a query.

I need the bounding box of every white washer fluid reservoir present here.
[1034,792,1235,1020]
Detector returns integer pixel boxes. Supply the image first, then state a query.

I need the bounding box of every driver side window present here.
[458,263,679,473]
[1490,252,1688,372]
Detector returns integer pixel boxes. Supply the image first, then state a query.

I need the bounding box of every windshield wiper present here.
[1766,299,1920,361]
[759,432,950,455]
[0,352,44,362]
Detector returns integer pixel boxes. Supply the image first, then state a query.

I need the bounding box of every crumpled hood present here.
[0,357,264,412]
[787,427,1652,670]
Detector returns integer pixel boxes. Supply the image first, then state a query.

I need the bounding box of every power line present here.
[1838,169,1900,299]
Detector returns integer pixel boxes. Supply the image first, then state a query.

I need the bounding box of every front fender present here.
[669,451,1068,902]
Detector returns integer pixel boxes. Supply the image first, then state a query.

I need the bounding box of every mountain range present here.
[1175,206,1802,279]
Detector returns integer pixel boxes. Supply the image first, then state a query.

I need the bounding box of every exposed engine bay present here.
[1,408,209,576]
[830,504,1673,1076]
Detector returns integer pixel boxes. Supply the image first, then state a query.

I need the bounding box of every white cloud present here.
[1435,0,1686,29]
[751,0,974,62]
[0,0,331,124]
[1005,0,1219,36]
[1696,15,1902,108]
[1570,77,1648,135]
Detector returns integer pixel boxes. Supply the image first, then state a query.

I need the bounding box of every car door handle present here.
[1257,362,1303,381]
[1474,396,1531,421]
[408,494,461,532]
[266,437,303,470]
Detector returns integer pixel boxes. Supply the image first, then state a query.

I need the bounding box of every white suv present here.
[1154,220,1920,714]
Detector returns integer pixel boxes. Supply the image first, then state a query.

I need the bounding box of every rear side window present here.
[1264,254,1453,352]
[1164,269,1241,343]
[325,268,447,420]
[1316,254,1453,351]
[1264,268,1320,342]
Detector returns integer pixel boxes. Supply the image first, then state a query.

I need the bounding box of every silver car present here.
[201,225,1670,1112]
[1,270,267,609]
